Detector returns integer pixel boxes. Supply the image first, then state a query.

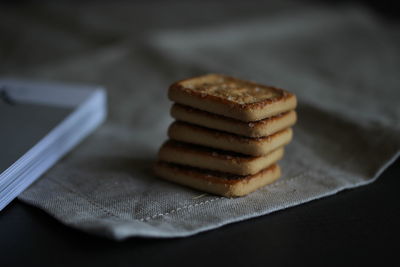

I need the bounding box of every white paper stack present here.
[0,78,107,211]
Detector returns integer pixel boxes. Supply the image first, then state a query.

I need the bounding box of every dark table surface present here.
[1,157,398,267]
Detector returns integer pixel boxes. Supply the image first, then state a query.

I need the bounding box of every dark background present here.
[0,1,399,266]
[1,0,399,18]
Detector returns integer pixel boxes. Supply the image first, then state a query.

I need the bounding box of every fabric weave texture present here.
[2,3,398,239]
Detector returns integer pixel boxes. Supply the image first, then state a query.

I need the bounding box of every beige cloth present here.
[1,2,398,239]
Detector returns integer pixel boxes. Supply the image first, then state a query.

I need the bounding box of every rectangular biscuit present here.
[168,73,297,122]
[171,103,297,137]
[168,121,293,156]
[158,140,284,175]
[154,161,281,197]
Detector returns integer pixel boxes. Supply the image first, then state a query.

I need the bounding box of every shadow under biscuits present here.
[295,102,399,178]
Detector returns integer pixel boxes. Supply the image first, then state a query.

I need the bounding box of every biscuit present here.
[154,161,281,197]
[168,121,293,156]
[158,140,284,175]
[171,104,297,137]
[168,74,297,122]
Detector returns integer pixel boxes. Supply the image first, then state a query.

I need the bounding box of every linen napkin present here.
[18,5,400,239]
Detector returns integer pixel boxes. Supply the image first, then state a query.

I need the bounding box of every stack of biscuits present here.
[155,74,297,197]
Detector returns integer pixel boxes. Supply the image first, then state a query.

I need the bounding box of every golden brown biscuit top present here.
[176,74,282,105]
